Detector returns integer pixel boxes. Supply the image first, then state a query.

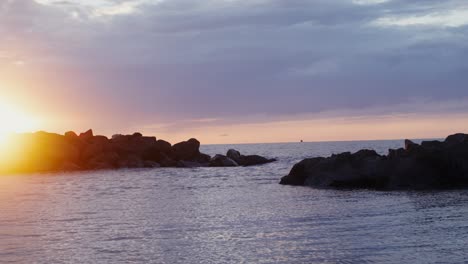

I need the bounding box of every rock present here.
[241,155,276,166]
[388,148,406,159]
[79,129,94,141]
[210,155,238,167]
[158,153,177,167]
[64,131,79,139]
[225,149,276,166]
[177,160,203,168]
[156,140,173,155]
[60,162,82,172]
[110,134,157,156]
[30,131,81,171]
[192,153,211,164]
[143,161,161,168]
[281,133,468,190]
[112,134,127,141]
[404,139,418,151]
[87,152,119,168]
[172,138,201,161]
[421,140,444,149]
[132,132,143,138]
[88,162,114,170]
[280,157,324,186]
[227,149,242,162]
[0,129,277,173]
[142,139,176,162]
[118,154,144,168]
[281,150,385,188]
[90,135,109,145]
[82,143,106,161]
[445,133,468,145]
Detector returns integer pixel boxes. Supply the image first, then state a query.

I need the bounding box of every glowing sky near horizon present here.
[1,0,468,144]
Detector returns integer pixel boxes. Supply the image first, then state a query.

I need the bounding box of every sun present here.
[0,100,40,144]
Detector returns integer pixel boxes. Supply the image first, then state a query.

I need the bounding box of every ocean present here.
[0,140,467,263]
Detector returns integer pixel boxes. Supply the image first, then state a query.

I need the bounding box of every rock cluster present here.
[0,130,276,174]
[280,133,468,190]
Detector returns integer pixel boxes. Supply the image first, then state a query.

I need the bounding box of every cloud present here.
[352,0,390,6]
[0,0,467,142]
[373,9,468,28]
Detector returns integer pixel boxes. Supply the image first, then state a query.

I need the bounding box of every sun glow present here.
[0,100,40,145]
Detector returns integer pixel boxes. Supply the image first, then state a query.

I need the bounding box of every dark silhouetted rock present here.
[281,133,468,190]
[132,132,143,138]
[177,160,203,168]
[143,161,161,168]
[192,153,211,164]
[445,133,468,145]
[60,161,82,172]
[210,155,238,167]
[227,149,241,162]
[224,149,276,166]
[0,130,276,174]
[158,153,177,167]
[118,154,144,168]
[79,129,94,141]
[172,138,201,161]
[64,131,79,139]
[404,139,418,151]
[241,155,276,166]
[87,152,119,169]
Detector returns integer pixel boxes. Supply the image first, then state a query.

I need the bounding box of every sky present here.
[0,0,467,144]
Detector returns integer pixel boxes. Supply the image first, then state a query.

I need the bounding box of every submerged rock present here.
[280,133,468,190]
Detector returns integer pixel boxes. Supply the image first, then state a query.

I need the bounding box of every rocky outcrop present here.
[280,133,468,190]
[0,130,276,174]
[226,149,277,166]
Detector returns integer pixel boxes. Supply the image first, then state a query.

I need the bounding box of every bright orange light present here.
[0,101,39,133]
[0,100,40,145]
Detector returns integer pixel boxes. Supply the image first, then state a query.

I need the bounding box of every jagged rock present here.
[281,133,468,190]
[210,155,238,167]
[0,130,276,174]
[64,131,79,140]
[79,129,94,141]
[404,139,418,151]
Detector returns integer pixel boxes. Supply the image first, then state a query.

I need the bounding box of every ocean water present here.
[1,140,467,264]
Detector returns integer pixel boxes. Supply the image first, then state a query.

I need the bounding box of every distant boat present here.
[300,140,303,143]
